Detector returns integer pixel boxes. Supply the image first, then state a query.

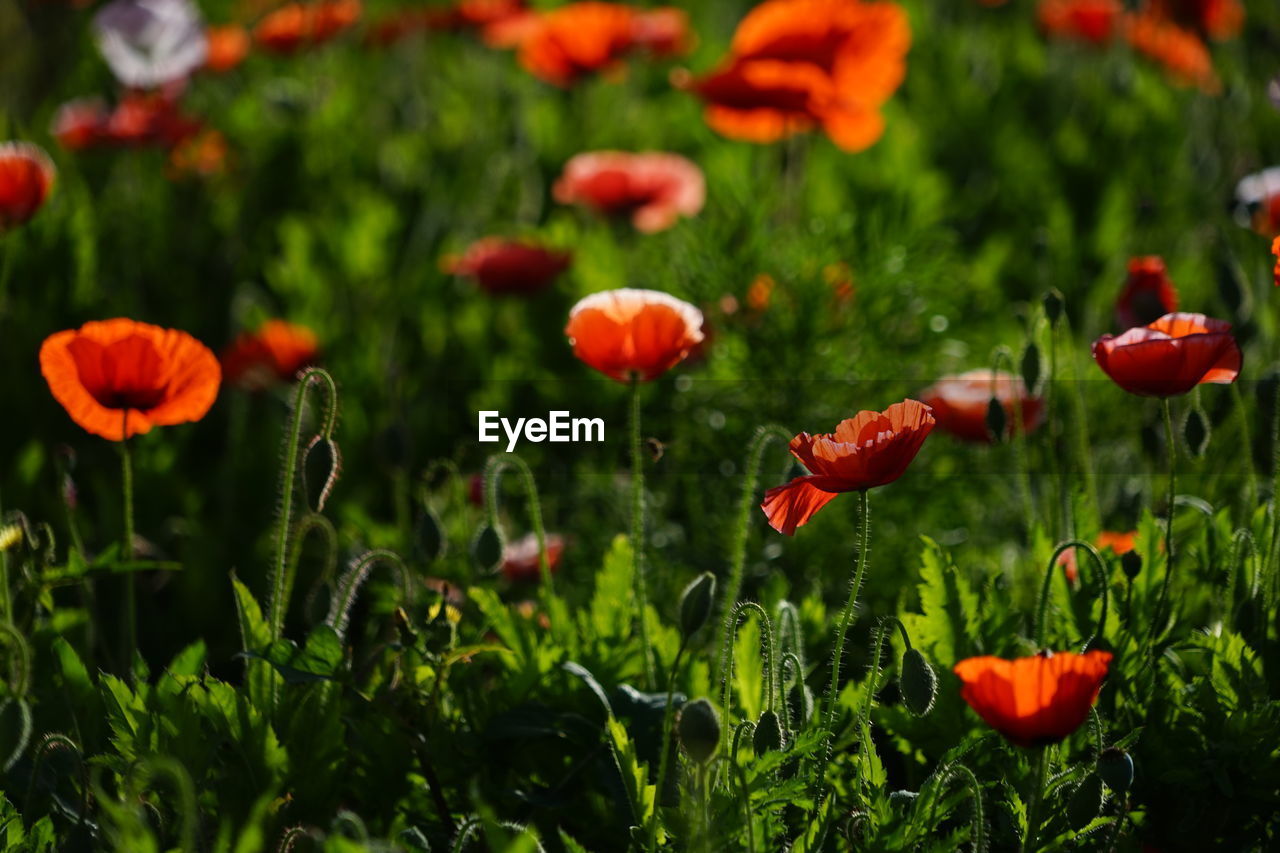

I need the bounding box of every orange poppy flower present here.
[954,649,1113,747]
[517,2,637,85]
[40,319,221,441]
[0,143,55,233]
[1036,0,1123,44]
[1116,256,1179,330]
[501,532,566,582]
[205,25,250,72]
[1146,0,1242,41]
[1122,12,1218,92]
[564,288,705,383]
[553,151,705,233]
[918,369,1044,444]
[446,238,571,296]
[254,0,361,53]
[1058,530,1138,584]
[1272,236,1280,287]
[1093,312,1240,397]
[761,400,935,535]
[220,320,319,391]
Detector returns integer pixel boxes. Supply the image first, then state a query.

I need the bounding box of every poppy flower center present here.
[67,335,170,411]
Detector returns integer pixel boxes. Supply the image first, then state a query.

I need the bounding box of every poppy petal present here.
[761,476,842,535]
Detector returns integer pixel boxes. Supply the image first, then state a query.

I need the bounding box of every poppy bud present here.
[303,436,341,512]
[1122,550,1143,580]
[753,709,785,756]
[1097,747,1134,793]
[1021,343,1042,394]
[1067,773,1103,830]
[1043,289,1064,326]
[888,790,918,810]
[985,397,1007,442]
[676,698,720,764]
[1183,407,1210,458]
[900,648,938,716]
[415,508,446,563]
[678,572,716,640]
[471,524,503,573]
[788,682,814,726]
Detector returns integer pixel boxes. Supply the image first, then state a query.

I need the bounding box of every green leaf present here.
[900,537,980,664]
[590,535,633,643]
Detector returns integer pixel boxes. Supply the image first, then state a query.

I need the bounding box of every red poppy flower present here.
[205,25,250,72]
[1058,530,1138,584]
[104,91,202,149]
[1122,12,1218,92]
[446,238,571,296]
[1036,0,1123,44]
[565,288,705,383]
[761,400,935,535]
[918,369,1043,444]
[954,649,1113,747]
[51,99,111,150]
[220,320,319,391]
[517,2,637,85]
[501,532,566,582]
[1116,256,1179,330]
[40,318,221,441]
[254,0,361,53]
[0,143,55,233]
[1272,236,1280,287]
[1093,312,1240,397]
[1146,0,1242,41]
[553,151,705,233]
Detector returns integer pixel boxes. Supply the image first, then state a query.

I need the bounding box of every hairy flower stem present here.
[630,377,655,689]
[120,430,137,676]
[1021,747,1050,853]
[1036,540,1109,650]
[648,641,686,853]
[814,490,871,798]
[1148,398,1178,647]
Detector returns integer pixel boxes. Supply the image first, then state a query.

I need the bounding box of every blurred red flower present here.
[685,0,908,152]
[761,400,935,535]
[1236,168,1280,235]
[446,238,571,295]
[1122,11,1218,92]
[501,532,565,582]
[954,650,1112,747]
[51,99,111,150]
[1058,530,1138,584]
[1116,256,1179,330]
[1037,0,1123,44]
[40,318,221,441]
[565,288,705,383]
[52,92,202,151]
[0,143,55,233]
[1272,236,1280,287]
[918,369,1044,443]
[1145,0,1242,41]
[517,2,689,85]
[205,25,250,72]
[553,151,704,233]
[1093,312,1240,397]
[254,0,362,53]
[221,320,319,391]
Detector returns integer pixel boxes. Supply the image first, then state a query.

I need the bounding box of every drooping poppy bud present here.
[471,524,504,572]
[900,647,937,716]
[1097,746,1134,793]
[676,698,720,764]
[753,708,784,755]
[678,572,716,639]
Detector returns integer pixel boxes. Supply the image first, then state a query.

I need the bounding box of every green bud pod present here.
[888,790,918,811]
[1097,747,1134,793]
[788,682,814,726]
[1043,289,1064,326]
[1121,550,1142,580]
[1021,342,1042,394]
[303,436,341,512]
[1067,773,1103,830]
[753,709,785,756]
[678,572,716,639]
[1183,407,1210,458]
[900,648,938,716]
[676,699,720,765]
[470,524,503,573]
[415,507,446,563]
[986,397,1007,443]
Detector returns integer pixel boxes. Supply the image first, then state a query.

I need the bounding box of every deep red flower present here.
[954,649,1113,747]
[447,238,571,296]
[553,151,704,233]
[918,369,1043,444]
[761,400,935,535]
[1093,312,1240,397]
[1037,0,1123,44]
[1272,236,1280,287]
[220,320,319,391]
[501,532,565,582]
[51,99,111,150]
[0,143,55,233]
[40,318,221,441]
[565,288,705,383]
[104,91,203,149]
[1116,256,1179,330]
[205,25,250,72]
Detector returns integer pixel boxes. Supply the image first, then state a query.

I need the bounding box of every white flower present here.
[93,0,208,89]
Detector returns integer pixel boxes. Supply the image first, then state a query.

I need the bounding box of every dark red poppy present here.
[205,25,250,72]
[553,151,705,233]
[1093,312,1240,397]
[220,320,319,391]
[1272,236,1280,287]
[1037,0,1123,44]
[501,532,565,582]
[0,143,55,233]
[447,238,571,296]
[565,288,705,382]
[40,318,221,441]
[761,400,935,535]
[954,649,1113,747]
[104,91,202,149]
[1116,256,1179,330]
[919,369,1043,443]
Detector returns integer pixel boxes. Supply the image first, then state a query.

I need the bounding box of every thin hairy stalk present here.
[735,760,757,853]
[719,601,779,728]
[629,377,655,688]
[1035,540,1109,650]
[1021,748,1050,853]
[1147,398,1177,646]
[120,427,137,674]
[857,622,890,782]
[327,549,411,639]
[25,734,88,828]
[648,642,687,853]
[925,763,986,853]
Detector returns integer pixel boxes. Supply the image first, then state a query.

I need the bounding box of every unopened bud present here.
[1021,343,1042,394]
[471,524,503,573]
[415,508,446,563]
[753,709,784,756]
[676,699,720,765]
[1121,550,1142,580]
[986,398,1007,443]
[1043,289,1064,325]
[900,648,938,716]
[678,572,716,639]
[1097,747,1134,793]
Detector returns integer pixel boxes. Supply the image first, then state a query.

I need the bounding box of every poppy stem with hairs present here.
[120,421,137,675]
[814,489,871,797]
[1021,746,1051,853]
[1148,398,1178,646]
[648,639,687,853]
[630,375,656,689]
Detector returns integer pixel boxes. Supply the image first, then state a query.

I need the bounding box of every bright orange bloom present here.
[0,143,55,233]
[1146,0,1242,41]
[517,2,689,85]
[1123,11,1218,92]
[761,400,934,535]
[40,319,221,441]
[220,320,319,391]
[747,273,776,312]
[501,532,566,583]
[954,650,1113,747]
[1093,312,1240,397]
[918,370,1044,444]
[631,8,693,56]
[205,26,250,72]
[446,238,571,296]
[1058,530,1138,583]
[1272,236,1280,287]
[254,0,361,53]
[1037,0,1123,44]
[553,151,704,233]
[687,0,908,152]
[1116,256,1179,330]
[565,288,705,383]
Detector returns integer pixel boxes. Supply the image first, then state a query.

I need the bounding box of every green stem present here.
[1035,540,1109,650]
[648,642,686,853]
[1021,747,1050,853]
[1230,383,1258,512]
[120,428,137,675]
[1148,398,1177,646]
[630,377,655,688]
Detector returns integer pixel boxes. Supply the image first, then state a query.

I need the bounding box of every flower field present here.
[3,0,1280,850]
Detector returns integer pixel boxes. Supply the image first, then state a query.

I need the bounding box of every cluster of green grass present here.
[2,0,1280,849]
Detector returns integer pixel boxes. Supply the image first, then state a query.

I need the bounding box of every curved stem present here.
[1148,398,1177,646]
[483,453,556,597]
[327,549,411,639]
[857,622,889,782]
[1021,747,1050,853]
[1035,540,1109,650]
[630,377,655,688]
[719,601,777,728]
